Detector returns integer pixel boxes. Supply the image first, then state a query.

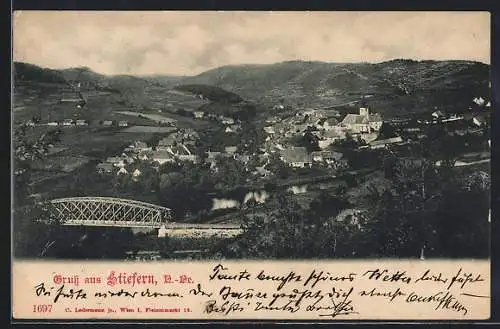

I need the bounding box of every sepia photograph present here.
[12,11,491,262]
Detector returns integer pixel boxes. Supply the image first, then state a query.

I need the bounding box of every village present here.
[91,95,490,191]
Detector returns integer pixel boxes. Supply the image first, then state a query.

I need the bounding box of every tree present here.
[224,190,352,259]
[13,122,65,257]
[301,128,320,152]
[224,191,305,259]
[265,153,293,179]
[361,151,490,258]
[148,133,161,148]
[378,122,398,139]
[213,156,248,190]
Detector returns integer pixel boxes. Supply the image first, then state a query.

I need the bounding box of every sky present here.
[13,11,490,76]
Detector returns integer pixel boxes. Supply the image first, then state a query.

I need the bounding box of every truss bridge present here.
[46,197,172,228]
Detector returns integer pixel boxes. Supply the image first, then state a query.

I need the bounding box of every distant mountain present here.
[173,84,245,104]
[13,59,491,119]
[177,59,490,117]
[13,62,67,84]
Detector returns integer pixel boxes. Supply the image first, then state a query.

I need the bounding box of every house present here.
[271,143,285,152]
[369,136,404,149]
[473,97,485,106]
[280,147,312,168]
[292,124,310,135]
[207,151,222,160]
[225,146,238,156]
[166,144,199,163]
[132,141,148,149]
[318,129,345,149]
[432,110,445,119]
[168,143,192,156]
[311,151,344,163]
[266,116,279,124]
[322,118,339,131]
[117,167,128,175]
[132,168,142,178]
[62,119,74,126]
[47,122,58,126]
[272,104,285,110]
[206,151,223,170]
[105,157,123,167]
[441,114,464,123]
[178,155,199,163]
[75,119,88,126]
[157,135,177,149]
[193,111,205,119]
[307,110,327,123]
[120,153,135,165]
[296,109,316,117]
[473,117,482,127]
[136,151,151,161]
[96,163,114,174]
[254,166,271,177]
[118,121,128,127]
[226,124,242,133]
[102,120,113,126]
[472,114,488,127]
[264,126,276,134]
[151,150,176,165]
[127,141,150,153]
[237,154,251,164]
[221,117,235,125]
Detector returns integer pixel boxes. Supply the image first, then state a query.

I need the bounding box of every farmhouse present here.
[151,150,176,165]
[136,151,151,161]
[224,146,238,156]
[264,126,276,134]
[369,136,404,149]
[62,119,74,126]
[221,117,235,125]
[96,163,114,174]
[311,151,344,163]
[226,124,242,133]
[321,118,339,131]
[157,135,177,149]
[280,147,312,168]
[193,111,205,119]
[105,157,125,167]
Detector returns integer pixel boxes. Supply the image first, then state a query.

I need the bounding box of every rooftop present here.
[151,150,175,159]
[281,147,311,163]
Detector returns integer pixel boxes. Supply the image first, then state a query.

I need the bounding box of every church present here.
[341,106,383,134]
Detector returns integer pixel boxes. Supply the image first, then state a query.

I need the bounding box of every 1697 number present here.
[33,304,52,313]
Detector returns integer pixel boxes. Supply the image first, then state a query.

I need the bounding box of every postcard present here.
[11,11,491,320]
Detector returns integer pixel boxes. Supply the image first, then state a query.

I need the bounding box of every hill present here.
[13,62,67,84]
[13,59,491,120]
[173,84,245,104]
[178,59,490,117]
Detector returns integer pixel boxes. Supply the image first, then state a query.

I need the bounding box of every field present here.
[115,110,177,123]
[121,126,177,133]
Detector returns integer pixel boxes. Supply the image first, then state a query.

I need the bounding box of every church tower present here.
[359,107,370,117]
